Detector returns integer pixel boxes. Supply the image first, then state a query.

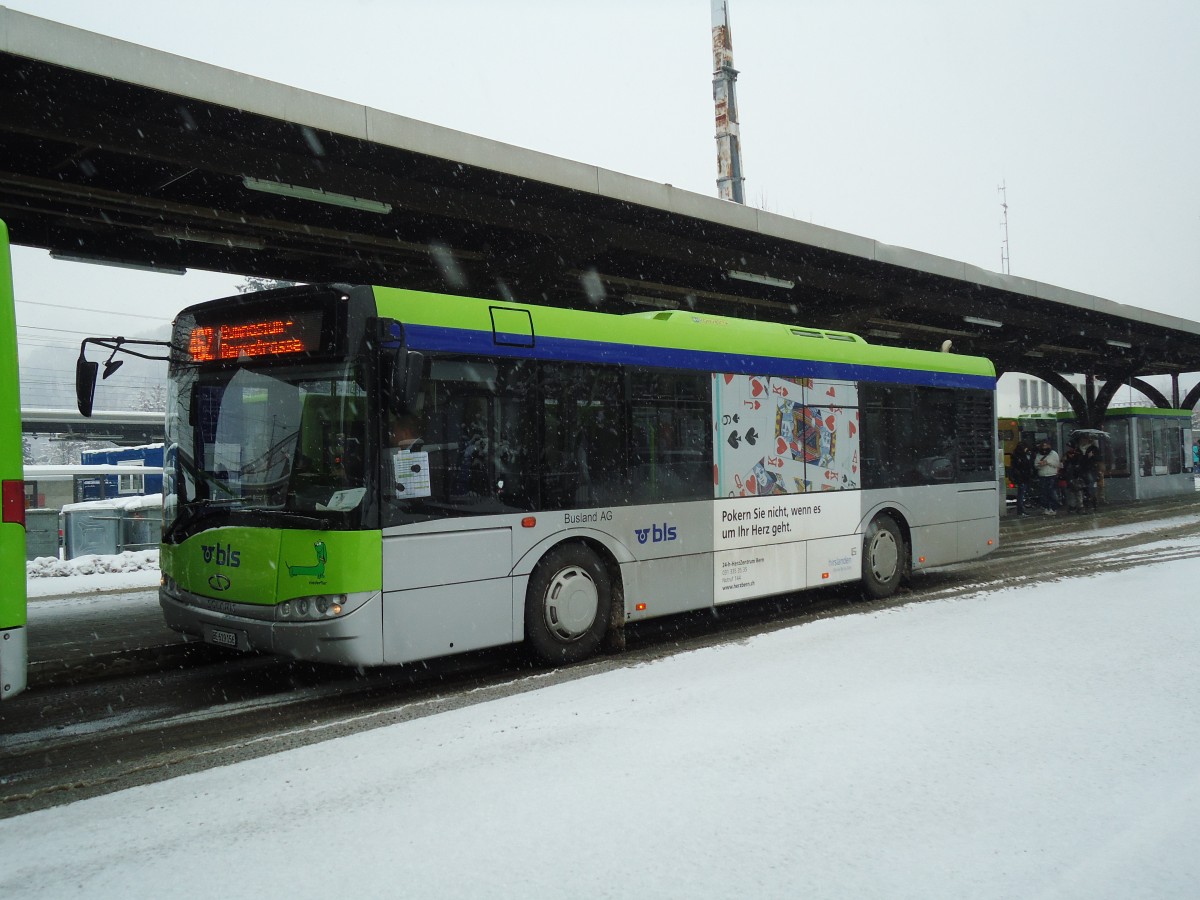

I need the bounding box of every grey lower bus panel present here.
[866,482,999,573]
[621,552,716,619]
[908,522,959,569]
[382,525,517,664]
[382,579,515,664]
[160,590,386,666]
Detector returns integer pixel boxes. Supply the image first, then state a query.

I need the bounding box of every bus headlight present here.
[276,595,348,621]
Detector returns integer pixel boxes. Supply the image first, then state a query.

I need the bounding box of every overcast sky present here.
[8,0,1200,363]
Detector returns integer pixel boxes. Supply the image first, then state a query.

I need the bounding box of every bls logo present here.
[635,523,678,545]
[201,543,241,567]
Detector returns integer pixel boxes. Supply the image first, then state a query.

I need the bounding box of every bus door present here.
[380,357,536,663]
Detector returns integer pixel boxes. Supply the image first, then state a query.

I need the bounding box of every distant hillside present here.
[20,323,171,412]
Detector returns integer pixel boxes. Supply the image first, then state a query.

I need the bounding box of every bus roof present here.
[373,286,996,389]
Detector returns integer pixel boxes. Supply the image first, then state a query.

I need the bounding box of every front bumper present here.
[160,588,384,667]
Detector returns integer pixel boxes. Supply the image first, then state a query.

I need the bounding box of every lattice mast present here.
[712,0,745,203]
[999,181,1011,274]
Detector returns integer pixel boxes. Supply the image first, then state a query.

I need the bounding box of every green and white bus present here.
[0,221,28,700]
[131,284,998,667]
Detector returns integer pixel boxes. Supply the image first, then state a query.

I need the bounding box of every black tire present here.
[524,543,611,664]
[862,515,905,600]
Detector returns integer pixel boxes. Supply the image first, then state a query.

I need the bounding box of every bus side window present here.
[452,397,491,496]
[383,357,537,523]
[540,363,625,510]
[629,369,711,502]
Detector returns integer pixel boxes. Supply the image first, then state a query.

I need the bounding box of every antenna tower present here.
[998,181,1011,274]
[711,0,745,204]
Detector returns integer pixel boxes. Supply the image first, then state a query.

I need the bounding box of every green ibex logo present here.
[287,541,328,578]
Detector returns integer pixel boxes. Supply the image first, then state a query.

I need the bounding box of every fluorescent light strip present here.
[50,251,185,275]
[154,228,265,250]
[963,315,1004,328]
[728,269,795,289]
[1105,339,1133,349]
[243,176,392,214]
[625,294,680,310]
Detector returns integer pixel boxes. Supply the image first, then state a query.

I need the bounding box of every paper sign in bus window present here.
[393,450,431,499]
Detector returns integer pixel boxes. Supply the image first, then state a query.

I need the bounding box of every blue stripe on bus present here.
[403,324,996,390]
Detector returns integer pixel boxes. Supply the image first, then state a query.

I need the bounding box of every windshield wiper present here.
[253,510,331,530]
[164,499,331,543]
[239,431,300,477]
[162,498,237,543]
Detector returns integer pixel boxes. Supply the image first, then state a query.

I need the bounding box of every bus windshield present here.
[164,359,371,537]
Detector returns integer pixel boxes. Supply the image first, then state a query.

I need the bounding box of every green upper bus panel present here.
[373,286,995,390]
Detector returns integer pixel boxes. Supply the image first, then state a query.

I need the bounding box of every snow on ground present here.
[4,541,1200,898]
[26,550,160,598]
[59,492,162,514]
[1022,512,1200,546]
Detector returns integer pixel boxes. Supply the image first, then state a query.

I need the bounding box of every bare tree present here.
[137,384,168,412]
[50,436,99,465]
[236,276,297,294]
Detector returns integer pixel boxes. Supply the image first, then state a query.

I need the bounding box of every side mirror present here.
[74,335,172,418]
[76,353,99,418]
[390,350,425,414]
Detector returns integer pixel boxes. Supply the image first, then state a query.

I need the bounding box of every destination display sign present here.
[188,312,324,362]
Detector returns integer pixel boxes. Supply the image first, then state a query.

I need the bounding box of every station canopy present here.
[3,8,1200,419]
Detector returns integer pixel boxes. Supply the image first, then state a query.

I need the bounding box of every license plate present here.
[209,628,238,648]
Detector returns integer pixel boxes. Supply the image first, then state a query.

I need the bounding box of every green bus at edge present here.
[0,220,28,700]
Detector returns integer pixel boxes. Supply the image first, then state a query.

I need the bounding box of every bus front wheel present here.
[525,543,610,664]
[862,515,905,600]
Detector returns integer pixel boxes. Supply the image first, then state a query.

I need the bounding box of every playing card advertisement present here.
[712,373,860,497]
[711,373,863,602]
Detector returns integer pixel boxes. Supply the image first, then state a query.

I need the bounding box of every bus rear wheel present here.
[525,543,611,664]
[862,515,905,600]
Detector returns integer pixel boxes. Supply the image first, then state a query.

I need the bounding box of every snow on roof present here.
[25,465,164,479]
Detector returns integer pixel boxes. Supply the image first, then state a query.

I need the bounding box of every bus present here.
[82,284,998,667]
[0,220,28,700]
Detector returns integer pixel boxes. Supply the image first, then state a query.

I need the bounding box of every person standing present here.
[1011,439,1035,516]
[1062,444,1083,513]
[1035,440,1061,516]
[1079,436,1101,512]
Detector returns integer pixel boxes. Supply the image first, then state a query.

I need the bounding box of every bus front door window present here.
[384,357,536,523]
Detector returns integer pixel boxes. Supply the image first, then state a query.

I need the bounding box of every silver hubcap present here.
[869,528,899,584]
[543,565,599,641]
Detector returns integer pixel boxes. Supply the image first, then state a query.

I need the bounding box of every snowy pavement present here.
[4,538,1200,897]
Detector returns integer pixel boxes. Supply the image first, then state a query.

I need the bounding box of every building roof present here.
[3,7,1199,394]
